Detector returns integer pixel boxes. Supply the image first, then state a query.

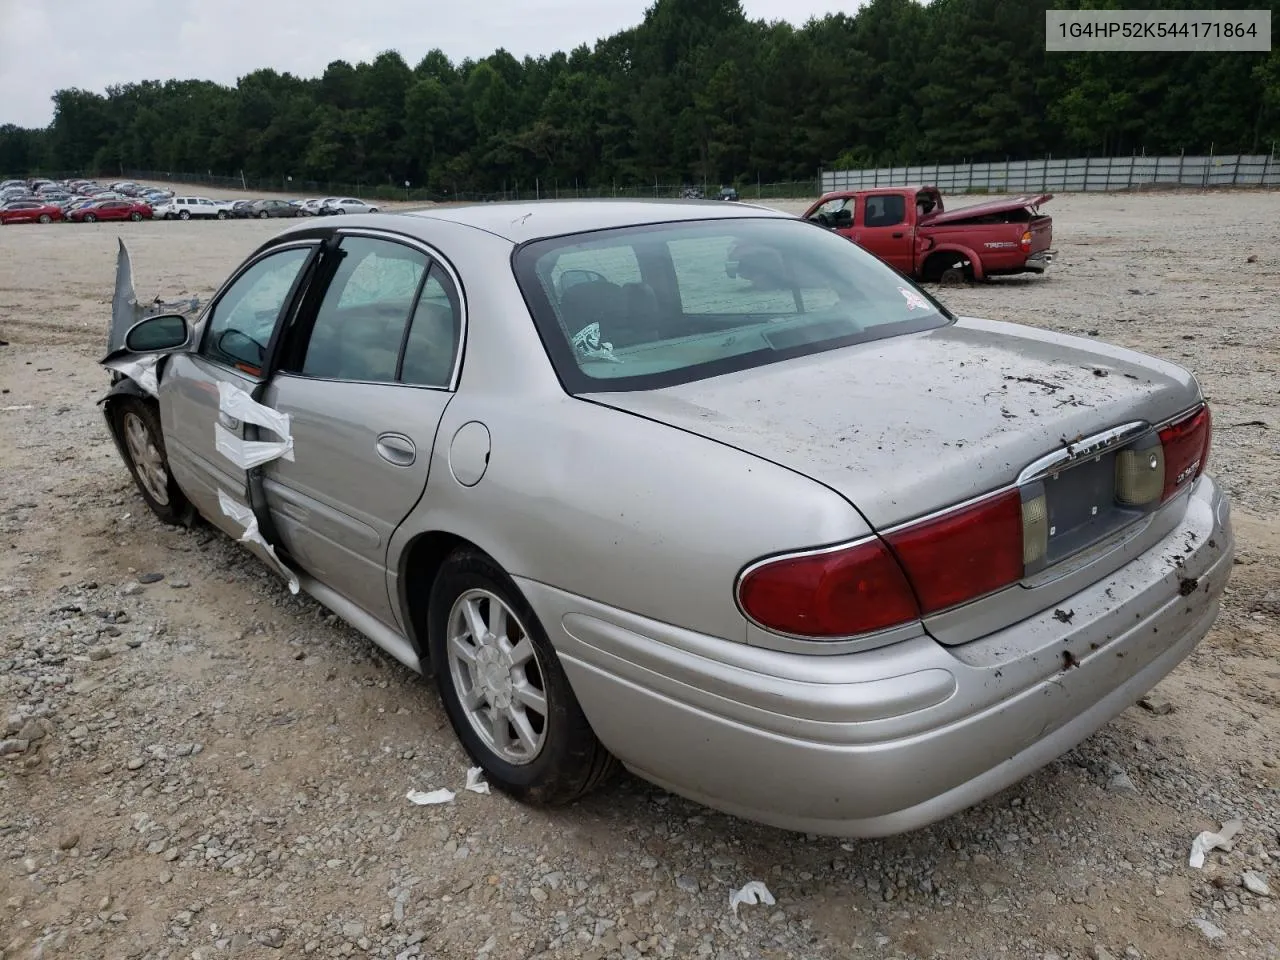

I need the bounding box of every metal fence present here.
[821,154,1280,194]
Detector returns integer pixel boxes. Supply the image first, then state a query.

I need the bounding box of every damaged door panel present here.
[164,241,320,590]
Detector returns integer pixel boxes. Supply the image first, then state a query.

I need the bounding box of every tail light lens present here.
[1020,230,1032,250]
[1158,404,1212,502]
[738,490,1027,638]
[737,539,920,638]
[885,490,1024,614]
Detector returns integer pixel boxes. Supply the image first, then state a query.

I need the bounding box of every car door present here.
[855,192,914,273]
[258,229,464,628]
[160,240,322,566]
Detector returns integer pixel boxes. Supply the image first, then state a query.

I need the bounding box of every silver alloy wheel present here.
[446,588,548,765]
[122,412,170,506]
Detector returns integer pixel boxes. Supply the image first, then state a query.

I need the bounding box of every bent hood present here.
[585,317,1201,529]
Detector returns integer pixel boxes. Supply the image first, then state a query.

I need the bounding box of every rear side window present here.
[300,237,427,383]
[513,217,950,393]
[863,194,906,227]
[399,266,462,387]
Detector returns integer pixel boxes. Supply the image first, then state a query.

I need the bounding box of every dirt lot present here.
[1,191,1278,960]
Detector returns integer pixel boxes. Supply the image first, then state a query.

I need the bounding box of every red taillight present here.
[738,539,920,638]
[1158,404,1211,503]
[739,490,1028,638]
[1020,230,1032,249]
[885,489,1025,614]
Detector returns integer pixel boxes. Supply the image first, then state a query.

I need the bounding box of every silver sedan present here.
[99,200,1233,837]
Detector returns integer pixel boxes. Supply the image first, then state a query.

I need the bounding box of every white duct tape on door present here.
[217,489,300,594]
[215,380,294,468]
[215,422,296,469]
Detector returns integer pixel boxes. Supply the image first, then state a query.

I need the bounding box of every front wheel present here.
[179,210,191,221]
[130,212,142,221]
[259,210,269,219]
[216,210,228,220]
[428,549,617,804]
[110,397,193,525]
[84,213,97,223]
[38,214,51,223]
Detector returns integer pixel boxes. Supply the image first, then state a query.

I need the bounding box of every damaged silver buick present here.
[99,201,1234,837]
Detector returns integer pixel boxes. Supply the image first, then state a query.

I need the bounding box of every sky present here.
[0,0,865,129]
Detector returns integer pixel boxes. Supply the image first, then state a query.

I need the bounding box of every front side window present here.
[201,246,314,373]
[299,237,427,382]
[514,217,950,393]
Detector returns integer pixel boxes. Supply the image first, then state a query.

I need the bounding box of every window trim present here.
[277,227,468,393]
[195,239,323,378]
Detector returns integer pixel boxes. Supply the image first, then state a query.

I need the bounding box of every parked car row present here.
[0,177,383,226]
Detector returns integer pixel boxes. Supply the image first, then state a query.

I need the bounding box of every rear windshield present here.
[512,216,951,393]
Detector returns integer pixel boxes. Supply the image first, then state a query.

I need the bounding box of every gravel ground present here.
[1,190,1278,960]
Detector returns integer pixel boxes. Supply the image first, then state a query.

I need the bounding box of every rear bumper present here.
[523,475,1233,837]
[1023,249,1055,272]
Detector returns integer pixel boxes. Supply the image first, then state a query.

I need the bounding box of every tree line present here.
[1,0,1277,196]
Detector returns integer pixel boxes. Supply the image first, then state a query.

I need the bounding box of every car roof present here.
[396,198,789,244]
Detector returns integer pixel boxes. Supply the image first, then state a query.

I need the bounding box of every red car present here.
[69,200,153,223]
[0,200,64,224]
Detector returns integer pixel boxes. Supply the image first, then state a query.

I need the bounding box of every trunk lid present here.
[585,316,1200,532]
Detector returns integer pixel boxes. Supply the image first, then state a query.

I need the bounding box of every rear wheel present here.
[428,549,617,804]
[939,266,967,286]
[179,210,191,221]
[38,214,51,224]
[216,210,228,220]
[259,210,269,219]
[84,213,97,223]
[110,397,193,525]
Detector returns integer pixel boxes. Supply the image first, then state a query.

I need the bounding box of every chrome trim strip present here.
[1016,420,1150,486]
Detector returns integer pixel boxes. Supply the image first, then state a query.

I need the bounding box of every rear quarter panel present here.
[390,391,870,644]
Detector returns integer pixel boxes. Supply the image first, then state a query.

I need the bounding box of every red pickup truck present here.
[801,186,1055,284]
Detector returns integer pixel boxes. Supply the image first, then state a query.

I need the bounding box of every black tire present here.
[217,210,228,220]
[939,266,968,286]
[428,548,617,804]
[84,213,97,223]
[259,210,269,219]
[130,211,142,221]
[109,396,193,525]
[179,210,191,221]
[38,214,51,223]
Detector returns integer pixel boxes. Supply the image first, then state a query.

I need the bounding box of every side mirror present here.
[124,313,190,352]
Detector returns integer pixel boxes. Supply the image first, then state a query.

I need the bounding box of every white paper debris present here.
[465,767,491,794]
[2,404,35,412]
[1189,818,1243,868]
[216,489,300,594]
[729,881,775,917]
[1242,870,1272,897]
[406,788,455,806]
[215,381,294,468]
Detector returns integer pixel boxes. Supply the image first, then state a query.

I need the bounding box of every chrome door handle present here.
[375,433,416,467]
